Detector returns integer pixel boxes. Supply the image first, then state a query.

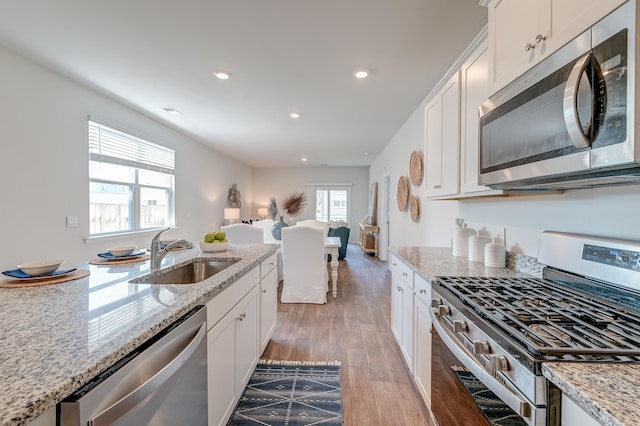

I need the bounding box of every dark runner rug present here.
[453,368,527,426]
[228,360,343,425]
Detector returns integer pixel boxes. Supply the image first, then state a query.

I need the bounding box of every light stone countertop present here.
[391,246,637,426]
[0,243,278,426]
[542,363,640,426]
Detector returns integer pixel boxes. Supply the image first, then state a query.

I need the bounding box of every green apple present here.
[204,232,216,243]
[215,231,226,241]
[212,239,221,243]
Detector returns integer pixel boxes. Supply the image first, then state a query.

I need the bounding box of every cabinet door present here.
[391,273,404,346]
[400,280,414,372]
[425,72,460,197]
[260,267,278,352]
[460,40,497,195]
[235,288,259,390]
[488,0,549,93]
[424,95,443,197]
[440,72,461,196]
[207,314,237,426]
[414,297,432,406]
[561,394,600,426]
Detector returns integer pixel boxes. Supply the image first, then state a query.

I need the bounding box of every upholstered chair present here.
[296,219,330,236]
[252,219,277,243]
[220,223,264,245]
[280,226,328,304]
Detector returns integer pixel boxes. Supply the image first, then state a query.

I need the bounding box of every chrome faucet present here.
[150,228,190,273]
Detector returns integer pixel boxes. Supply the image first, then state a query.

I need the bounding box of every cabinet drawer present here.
[390,254,414,288]
[260,253,277,279]
[415,273,431,305]
[206,267,259,330]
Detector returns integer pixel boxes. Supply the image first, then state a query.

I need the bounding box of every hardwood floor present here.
[262,244,434,426]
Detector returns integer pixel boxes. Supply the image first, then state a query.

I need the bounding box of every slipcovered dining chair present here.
[296,219,330,236]
[220,223,263,245]
[280,226,328,304]
[252,219,277,243]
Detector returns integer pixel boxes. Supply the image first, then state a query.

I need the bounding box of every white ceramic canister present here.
[468,234,491,262]
[484,239,506,267]
[452,223,477,257]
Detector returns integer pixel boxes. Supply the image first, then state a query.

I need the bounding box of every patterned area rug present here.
[453,368,527,426]
[228,360,343,425]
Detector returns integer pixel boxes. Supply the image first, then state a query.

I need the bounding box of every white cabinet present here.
[390,254,414,371]
[488,0,626,94]
[259,253,278,352]
[425,71,460,198]
[413,274,432,407]
[561,393,601,426]
[207,267,260,426]
[26,408,55,426]
[460,39,502,196]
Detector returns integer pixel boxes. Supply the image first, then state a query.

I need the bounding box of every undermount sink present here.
[130,259,238,284]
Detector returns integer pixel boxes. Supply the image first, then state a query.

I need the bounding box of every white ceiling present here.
[0,0,487,168]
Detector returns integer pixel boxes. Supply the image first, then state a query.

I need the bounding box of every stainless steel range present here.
[430,231,640,426]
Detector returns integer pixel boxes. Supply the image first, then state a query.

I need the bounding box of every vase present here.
[271,216,289,240]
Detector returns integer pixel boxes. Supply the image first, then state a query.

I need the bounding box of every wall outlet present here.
[66,215,78,227]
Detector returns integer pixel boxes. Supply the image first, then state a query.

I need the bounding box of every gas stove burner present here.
[527,324,572,347]
[517,298,547,308]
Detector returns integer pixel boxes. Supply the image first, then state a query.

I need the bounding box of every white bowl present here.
[18,259,64,276]
[108,246,136,257]
[199,241,230,252]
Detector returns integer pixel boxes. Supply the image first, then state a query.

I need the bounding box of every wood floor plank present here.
[262,244,433,425]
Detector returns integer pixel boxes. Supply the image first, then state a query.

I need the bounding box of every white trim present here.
[305,182,353,187]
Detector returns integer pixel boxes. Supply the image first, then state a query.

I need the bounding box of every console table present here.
[359,223,379,257]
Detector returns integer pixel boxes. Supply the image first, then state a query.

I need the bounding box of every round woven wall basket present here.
[397,176,409,211]
[410,195,420,222]
[409,151,423,186]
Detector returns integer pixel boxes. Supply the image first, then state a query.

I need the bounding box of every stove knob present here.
[438,305,451,316]
[431,299,440,308]
[453,320,467,332]
[473,340,490,355]
[489,355,509,372]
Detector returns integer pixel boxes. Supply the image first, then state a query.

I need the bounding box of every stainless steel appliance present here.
[479,2,640,191]
[430,231,640,426]
[59,306,207,426]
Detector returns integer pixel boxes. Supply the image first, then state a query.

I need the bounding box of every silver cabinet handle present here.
[419,288,427,294]
[237,313,246,321]
[89,321,207,426]
[402,272,408,277]
[525,42,535,51]
[396,286,403,291]
[535,34,546,43]
[261,289,267,293]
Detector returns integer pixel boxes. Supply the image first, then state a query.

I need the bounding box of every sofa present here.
[328,225,350,261]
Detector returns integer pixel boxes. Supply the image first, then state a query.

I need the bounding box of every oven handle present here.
[430,310,534,423]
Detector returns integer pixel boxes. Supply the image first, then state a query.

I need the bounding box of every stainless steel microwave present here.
[479,1,640,191]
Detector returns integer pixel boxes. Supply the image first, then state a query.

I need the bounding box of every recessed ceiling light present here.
[289,112,301,119]
[162,107,183,115]
[213,70,231,80]
[354,70,369,79]
[301,157,308,162]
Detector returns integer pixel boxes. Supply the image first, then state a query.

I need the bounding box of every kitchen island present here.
[391,246,638,426]
[0,243,278,426]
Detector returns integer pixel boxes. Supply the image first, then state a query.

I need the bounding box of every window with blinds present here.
[88,119,175,236]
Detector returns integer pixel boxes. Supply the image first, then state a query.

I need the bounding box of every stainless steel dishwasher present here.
[59,306,207,426]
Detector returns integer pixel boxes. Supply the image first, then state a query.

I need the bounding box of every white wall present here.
[252,167,370,243]
[0,44,252,269]
[370,107,458,254]
[371,83,640,259]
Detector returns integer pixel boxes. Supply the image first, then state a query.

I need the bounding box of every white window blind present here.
[89,120,175,174]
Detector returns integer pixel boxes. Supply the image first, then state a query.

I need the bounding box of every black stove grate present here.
[436,276,640,360]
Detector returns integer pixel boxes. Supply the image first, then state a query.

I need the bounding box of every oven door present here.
[430,311,548,426]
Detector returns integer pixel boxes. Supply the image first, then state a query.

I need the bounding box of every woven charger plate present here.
[397,176,409,211]
[409,151,423,186]
[89,254,151,265]
[0,269,90,288]
[410,195,420,222]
